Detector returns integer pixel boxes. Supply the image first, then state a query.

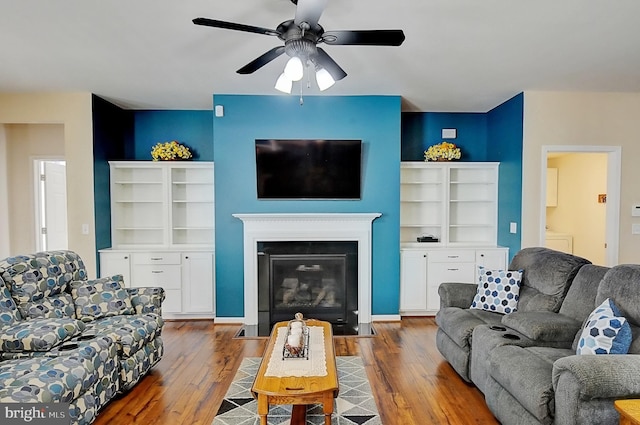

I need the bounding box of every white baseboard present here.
[372,314,401,322]
[214,316,245,324]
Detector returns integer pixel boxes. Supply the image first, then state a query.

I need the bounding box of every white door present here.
[43,161,68,251]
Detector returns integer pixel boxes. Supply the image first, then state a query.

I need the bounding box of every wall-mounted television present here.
[255,139,362,199]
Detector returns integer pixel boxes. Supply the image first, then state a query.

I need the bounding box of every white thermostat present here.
[633,205,640,217]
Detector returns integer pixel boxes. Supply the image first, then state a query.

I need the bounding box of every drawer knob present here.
[447,268,459,271]
[150,257,163,261]
[151,270,164,274]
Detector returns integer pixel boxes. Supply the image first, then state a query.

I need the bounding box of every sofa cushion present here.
[70,275,134,322]
[436,306,503,349]
[501,311,581,342]
[20,293,76,320]
[558,264,609,322]
[508,247,591,313]
[470,268,522,314]
[0,251,87,306]
[576,298,631,355]
[0,277,21,326]
[0,318,85,352]
[489,345,574,423]
[0,347,100,403]
[84,313,163,357]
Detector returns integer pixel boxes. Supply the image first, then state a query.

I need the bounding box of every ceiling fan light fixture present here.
[315,67,335,91]
[284,56,304,81]
[275,72,293,93]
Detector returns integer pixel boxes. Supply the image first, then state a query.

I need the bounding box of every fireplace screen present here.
[257,241,358,335]
[270,254,347,324]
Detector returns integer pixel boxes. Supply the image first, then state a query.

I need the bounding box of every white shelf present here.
[109,161,214,249]
[400,162,499,247]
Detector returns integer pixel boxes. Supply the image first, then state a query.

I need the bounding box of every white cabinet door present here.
[181,252,214,314]
[476,249,508,270]
[399,250,428,312]
[99,251,131,288]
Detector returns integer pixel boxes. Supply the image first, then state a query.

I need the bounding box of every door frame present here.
[539,145,621,266]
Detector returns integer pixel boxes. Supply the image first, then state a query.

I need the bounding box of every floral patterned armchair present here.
[0,250,165,424]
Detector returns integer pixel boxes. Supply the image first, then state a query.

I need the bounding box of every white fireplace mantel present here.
[233,213,381,325]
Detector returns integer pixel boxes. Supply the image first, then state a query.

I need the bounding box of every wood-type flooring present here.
[93,317,498,425]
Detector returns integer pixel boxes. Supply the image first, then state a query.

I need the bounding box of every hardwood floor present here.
[93,317,499,425]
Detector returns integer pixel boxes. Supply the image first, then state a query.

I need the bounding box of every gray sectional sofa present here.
[436,247,640,424]
[0,250,165,424]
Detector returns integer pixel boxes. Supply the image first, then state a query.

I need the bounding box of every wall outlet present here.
[82,224,89,235]
[509,222,517,234]
[632,224,640,235]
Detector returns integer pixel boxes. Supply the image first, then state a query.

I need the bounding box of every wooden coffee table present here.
[251,319,339,425]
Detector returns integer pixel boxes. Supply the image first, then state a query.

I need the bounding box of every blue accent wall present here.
[91,95,133,272]
[487,93,524,261]
[401,112,488,161]
[133,110,214,161]
[91,95,524,315]
[213,95,401,318]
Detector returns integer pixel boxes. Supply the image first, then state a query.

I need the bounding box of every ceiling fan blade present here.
[294,0,328,27]
[237,46,286,74]
[193,18,280,36]
[322,30,406,46]
[315,48,347,81]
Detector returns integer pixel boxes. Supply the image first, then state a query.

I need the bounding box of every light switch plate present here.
[510,222,517,234]
[633,224,640,235]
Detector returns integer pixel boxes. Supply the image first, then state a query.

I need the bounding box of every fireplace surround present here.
[233,213,381,336]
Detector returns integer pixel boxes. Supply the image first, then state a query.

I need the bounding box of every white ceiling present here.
[2,0,639,112]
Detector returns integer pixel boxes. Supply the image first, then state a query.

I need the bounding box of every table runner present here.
[264,326,327,377]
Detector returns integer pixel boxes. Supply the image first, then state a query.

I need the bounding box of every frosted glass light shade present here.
[315,68,335,91]
[274,73,293,93]
[284,56,304,81]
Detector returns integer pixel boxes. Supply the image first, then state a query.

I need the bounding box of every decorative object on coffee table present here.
[424,141,461,161]
[283,312,309,359]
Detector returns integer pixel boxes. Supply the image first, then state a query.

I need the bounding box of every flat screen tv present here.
[255,139,362,199]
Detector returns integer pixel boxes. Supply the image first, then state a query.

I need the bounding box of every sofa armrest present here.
[553,354,640,400]
[501,311,581,345]
[126,287,165,315]
[438,282,477,309]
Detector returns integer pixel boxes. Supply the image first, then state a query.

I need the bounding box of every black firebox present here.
[257,241,358,336]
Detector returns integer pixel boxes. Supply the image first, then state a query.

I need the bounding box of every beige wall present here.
[546,153,607,265]
[5,124,65,254]
[523,91,640,264]
[0,93,97,276]
[0,126,8,256]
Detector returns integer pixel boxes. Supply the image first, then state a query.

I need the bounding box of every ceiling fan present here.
[193,0,405,93]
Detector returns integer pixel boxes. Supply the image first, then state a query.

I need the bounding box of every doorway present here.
[540,146,621,266]
[34,159,68,251]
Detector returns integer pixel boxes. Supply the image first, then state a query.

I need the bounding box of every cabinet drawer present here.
[131,265,181,290]
[132,252,181,265]
[430,262,476,284]
[428,250,475,263]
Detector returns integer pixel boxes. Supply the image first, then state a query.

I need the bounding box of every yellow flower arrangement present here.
[151,141,193,161]
[424,142,461,162]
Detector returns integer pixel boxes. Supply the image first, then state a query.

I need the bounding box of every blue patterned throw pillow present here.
[576,298,632,355]
[470,267,523,314]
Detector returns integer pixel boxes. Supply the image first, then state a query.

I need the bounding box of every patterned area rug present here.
[212,356,381,425]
